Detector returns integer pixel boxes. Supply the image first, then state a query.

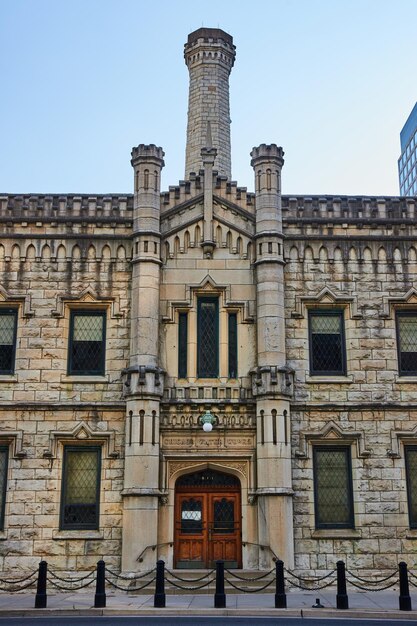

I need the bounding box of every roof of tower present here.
[186,28,233,47]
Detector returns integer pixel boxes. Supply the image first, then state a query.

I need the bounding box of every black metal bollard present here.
[336,560,349,610]
[399,561,412,611]
[274,559,287,608]
[34,560,47,609]
[214,560,226,608]
[94,560,106,608]
[154,560,166,608]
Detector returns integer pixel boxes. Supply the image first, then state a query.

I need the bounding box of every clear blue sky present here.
[1,0,416,196]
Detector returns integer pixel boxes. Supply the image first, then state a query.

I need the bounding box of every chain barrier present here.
[165,569,214,582]
[105,567,155,581]
[345,569,397,585]
[48,577,95,591]
[408,571,417,580]
[164,575,216,591]
[346,577,398,592]
[48,570,95,584]
[0,570,38,586]
[105,575,156,592]
[284,567,336,582]
[283,576,337,591]
[225,568,274,582]
[224,575,275,593]
[0,577,38,593]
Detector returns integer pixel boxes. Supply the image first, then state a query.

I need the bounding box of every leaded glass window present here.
[0,447,8,530]
[0,310,17,375]
[180,498,202,533]
[397,312,417,375]
[68,311,106,375]
[309,310,346,375]
[178,313,188,379]
[405,447,417,527]
[213,498,235,534]
[60,447,101,530]
[313,446,354,529]
[228,313,238,378]
[197,298,218,378]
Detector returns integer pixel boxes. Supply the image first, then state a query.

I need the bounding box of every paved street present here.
[0,589,416,623]
[1,618,417,626]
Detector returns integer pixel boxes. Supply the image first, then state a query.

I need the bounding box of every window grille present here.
[405,447,417,527]
[313,446,354,529]
[397,312,417,375]
[68,311,106,375]
[309,310,346,375]
[0,310,17,375]
[228,313,238,378]
[60,447,101,530]
[197,298,218,378]
[0,447,8,530]
[178,313,188,378]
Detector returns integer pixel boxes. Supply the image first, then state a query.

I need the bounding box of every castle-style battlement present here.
[281,195,417,222]
[0,194,133,222]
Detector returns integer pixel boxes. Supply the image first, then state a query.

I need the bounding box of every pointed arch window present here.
[197,297,219,378]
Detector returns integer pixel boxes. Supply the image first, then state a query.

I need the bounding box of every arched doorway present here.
[174,469,242,569]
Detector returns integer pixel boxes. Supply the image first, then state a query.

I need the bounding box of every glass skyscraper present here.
[398,102,417,196]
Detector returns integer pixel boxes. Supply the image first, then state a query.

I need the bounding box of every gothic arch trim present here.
[51,286,125,319]
[42,421,120,459]
[295,420,371,459]
[291,286,362,320]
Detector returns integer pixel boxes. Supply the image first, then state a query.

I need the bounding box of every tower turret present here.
[184,28,236,179]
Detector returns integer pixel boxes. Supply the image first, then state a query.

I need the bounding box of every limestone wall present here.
[0,196,131,570]
[285,224,417,573]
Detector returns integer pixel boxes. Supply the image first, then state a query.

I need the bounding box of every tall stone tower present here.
[184,28,236,179]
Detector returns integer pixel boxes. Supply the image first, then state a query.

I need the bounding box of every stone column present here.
[250,144,294,568]
[184,28,236,179]
[121,144,165,571]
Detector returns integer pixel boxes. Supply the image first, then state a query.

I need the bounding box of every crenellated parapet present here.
[160,171,255,214]
[282,195,417,222]
[0,194,133,222]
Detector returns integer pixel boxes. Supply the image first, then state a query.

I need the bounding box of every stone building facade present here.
[0,28,417,575]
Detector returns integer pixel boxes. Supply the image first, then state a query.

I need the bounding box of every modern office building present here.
[399,102,417,196]
[1,29,417,576]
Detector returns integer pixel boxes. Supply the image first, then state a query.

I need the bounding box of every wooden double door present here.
[174,470,242,569]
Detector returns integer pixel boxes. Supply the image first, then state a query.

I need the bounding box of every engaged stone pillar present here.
[121,145,165,571]
[251,144,294,569]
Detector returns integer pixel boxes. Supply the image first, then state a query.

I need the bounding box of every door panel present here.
[208,494,240,568]
[174,495,205,568]
[175,489,242,568]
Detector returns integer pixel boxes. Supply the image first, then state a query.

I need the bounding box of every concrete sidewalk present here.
[1,590,417,619]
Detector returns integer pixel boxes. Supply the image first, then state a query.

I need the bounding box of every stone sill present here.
[395,376,417,384]
[0,375,17,383]
[306,375,353,384]
[405,529,417,539]
[53,531,104,540]
[0,531,7,541]
[60,375,109,384]
[311,529,361,540]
